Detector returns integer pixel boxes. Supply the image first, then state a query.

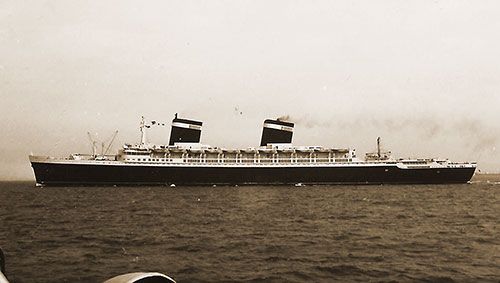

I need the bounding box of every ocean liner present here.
[29,115,476,186]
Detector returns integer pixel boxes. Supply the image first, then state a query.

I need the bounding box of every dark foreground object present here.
[1,247,175,283]
[0,247,7,282]
[31,162,475,186]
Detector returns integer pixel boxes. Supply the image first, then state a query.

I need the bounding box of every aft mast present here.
[377,137,381,159]
[140,116,147,148]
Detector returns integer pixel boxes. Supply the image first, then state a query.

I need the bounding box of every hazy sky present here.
[1,0,500,180]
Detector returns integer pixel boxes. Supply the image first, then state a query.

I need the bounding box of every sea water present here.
[1,175,499,282]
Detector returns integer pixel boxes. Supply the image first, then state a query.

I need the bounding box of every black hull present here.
[31,162,476,186]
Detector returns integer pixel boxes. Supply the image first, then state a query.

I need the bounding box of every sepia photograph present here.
[1,1,499,282]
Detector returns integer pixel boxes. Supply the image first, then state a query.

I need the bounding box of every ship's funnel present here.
[168,114,203,146]
[260,119,294,146]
